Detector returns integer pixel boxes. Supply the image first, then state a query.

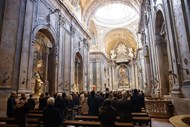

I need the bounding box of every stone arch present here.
[73,52,84,92]
[155,9,170,96]
[104,28,137,56]
[32,28,57,96]
[33,25,57,43]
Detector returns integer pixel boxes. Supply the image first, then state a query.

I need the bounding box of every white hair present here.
[47,97,55,106]
[57,93,62,97]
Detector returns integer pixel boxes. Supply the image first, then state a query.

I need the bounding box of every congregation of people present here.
[6,89,145,127]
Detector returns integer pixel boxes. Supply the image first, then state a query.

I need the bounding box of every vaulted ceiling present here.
[79,0,143,57]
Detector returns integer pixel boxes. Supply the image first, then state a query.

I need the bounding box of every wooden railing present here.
[145,100,173,118]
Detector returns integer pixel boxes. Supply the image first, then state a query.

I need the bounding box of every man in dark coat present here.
[43,97,62,127]
[130,89,142,112]
[27,94,35,110]
[118,91,133,122]
[87,91,100,116]
[54,93,65,121]
[99,99,117,127]
[6,92,17,117]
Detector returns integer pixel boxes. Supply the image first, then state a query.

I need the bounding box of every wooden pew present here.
[0,117,16,124]
[132,112,149,117]
[133,117,151,127]
[27,113,43,126]
[27,113,43,118]
[74,112,149,120]
[63,120,134,127]
[74,115,151,127]
[29,109,42,114]
[0,124,17,127]
[0,117,38,127]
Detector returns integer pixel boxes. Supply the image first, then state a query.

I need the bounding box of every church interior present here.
[0,0,190,126]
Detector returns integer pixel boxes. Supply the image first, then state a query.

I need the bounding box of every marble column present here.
[111,63,115,90]
[96,61,100,91]
[155,35,169,97]
[131,62,135,89]
[70,26,75,92]
[144,48,152,96]
[44,48,50,92]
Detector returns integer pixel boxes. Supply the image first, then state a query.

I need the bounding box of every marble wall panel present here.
[172,0,190,81]
[0,0,21,88]
[63,31,71,90]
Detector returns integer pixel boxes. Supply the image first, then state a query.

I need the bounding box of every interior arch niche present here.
[74,52,83,92]
[32,30,56,96]
[155,10,170,96]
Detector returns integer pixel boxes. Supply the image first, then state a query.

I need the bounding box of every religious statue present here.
[110,49,116,60]
[73,83,79,92]
[168,73,173,92]
[144,45,149,58]
[128,48,134,58]
[75,83,79,92]
[34,73,43,95]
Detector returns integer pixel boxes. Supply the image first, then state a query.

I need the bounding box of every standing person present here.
[130,89,142,112]
[118,91,133,122]
[43,97,62,127]
[54,93,65,122]
[98,99,117,127]
[62,92,69,119]
[87,91,100,116]
[6,92,17,117]
[27,94,36,110]
[39,93,45,110]
[44,92,49,107]
[80,93,88,115]
[15,100,29,127]
[19,93,26,101]
[73,93,80,106]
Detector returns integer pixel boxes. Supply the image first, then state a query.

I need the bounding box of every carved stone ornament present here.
[70,26,76,35]
[59,15,65,26]
[110,49,116,60]
[117,43,127,55]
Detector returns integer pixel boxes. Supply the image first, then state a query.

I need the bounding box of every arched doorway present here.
[155,10,170,96]
[74,52,83,92]
[32,30,56,96]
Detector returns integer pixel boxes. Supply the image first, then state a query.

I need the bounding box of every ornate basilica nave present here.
[0,0,190,126]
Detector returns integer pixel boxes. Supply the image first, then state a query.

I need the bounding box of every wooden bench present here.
[27,114,43,126]
[0,124,17,127]
[132,112,149,117]
[63,120,134,127]
[74,112,149,120]
[29,110,43,114]
[27,113,43,118]
[0,117,39,127]
[74,115,151,127]
[0,117,16,124]
[133,117,151,127]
